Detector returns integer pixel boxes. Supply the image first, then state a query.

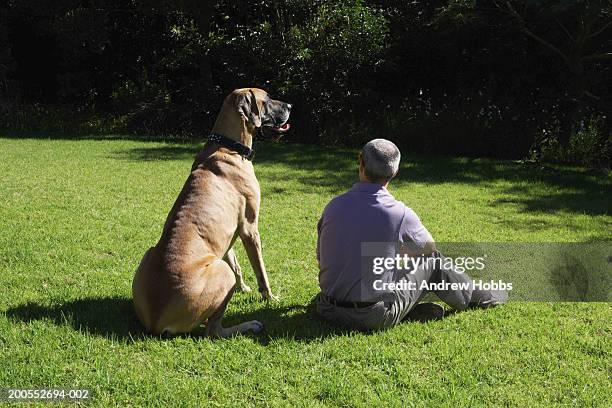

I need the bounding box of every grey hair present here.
[361,139,401,182]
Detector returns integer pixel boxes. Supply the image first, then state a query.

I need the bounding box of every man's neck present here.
[358,177,389,189]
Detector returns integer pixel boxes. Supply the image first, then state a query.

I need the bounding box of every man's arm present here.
[399,208,436,256]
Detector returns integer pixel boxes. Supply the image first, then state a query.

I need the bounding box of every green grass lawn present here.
[0,136,610,407]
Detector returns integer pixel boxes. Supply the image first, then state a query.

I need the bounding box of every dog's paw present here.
[239,283,252,293]
[261,291,280,302]
[245,320,264,334]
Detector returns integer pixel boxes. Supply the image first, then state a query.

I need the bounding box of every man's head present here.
[359,139,401,186]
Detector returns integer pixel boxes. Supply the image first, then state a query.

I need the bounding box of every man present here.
[316,139,507,330]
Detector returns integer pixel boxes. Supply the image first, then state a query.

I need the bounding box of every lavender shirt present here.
[317,182,433,302]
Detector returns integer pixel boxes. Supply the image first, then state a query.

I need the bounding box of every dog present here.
[132,88,291,337]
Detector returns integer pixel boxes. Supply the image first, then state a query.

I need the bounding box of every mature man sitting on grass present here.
[315,139,507,330]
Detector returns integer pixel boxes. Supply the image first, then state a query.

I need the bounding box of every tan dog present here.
[132,88,291,337]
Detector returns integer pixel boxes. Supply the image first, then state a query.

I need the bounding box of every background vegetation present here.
[0,0,610,165]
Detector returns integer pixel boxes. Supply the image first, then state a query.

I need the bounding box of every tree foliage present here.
[0,0,610,165]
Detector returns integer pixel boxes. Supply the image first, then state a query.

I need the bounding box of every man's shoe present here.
[468,288,508,309]
[405,302,445,322]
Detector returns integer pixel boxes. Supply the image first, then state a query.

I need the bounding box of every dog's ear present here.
[237,90,261,128]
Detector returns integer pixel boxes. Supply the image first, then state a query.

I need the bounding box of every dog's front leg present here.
[224,247,251,293]
[240,224,278,301]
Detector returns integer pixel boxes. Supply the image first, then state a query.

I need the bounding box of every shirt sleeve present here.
[399,207,434,253]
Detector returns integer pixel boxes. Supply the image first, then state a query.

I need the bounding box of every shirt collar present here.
[351,182,390,195]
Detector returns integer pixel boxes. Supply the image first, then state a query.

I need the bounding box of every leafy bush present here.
[530,115,611,167]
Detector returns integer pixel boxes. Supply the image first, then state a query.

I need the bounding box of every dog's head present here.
[232,88,292,133]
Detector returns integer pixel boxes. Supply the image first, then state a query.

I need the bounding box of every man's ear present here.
[238,90,262,128]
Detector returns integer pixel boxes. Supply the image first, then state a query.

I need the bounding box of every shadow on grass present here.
[115,145,201,161]
[223,299,358,344]
[4,297,147,341]
[111,140,611,217]
[4,130,610,217]
[3,296,361,343]
[5,296,448,344]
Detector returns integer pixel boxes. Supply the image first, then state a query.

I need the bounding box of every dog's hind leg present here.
[224,247,252,293]
[201,259,263,338]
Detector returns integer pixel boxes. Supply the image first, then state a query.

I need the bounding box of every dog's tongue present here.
[279,123,290,132]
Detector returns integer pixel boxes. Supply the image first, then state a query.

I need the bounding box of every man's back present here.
[317,182,425,302]
[316,139,506,330]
